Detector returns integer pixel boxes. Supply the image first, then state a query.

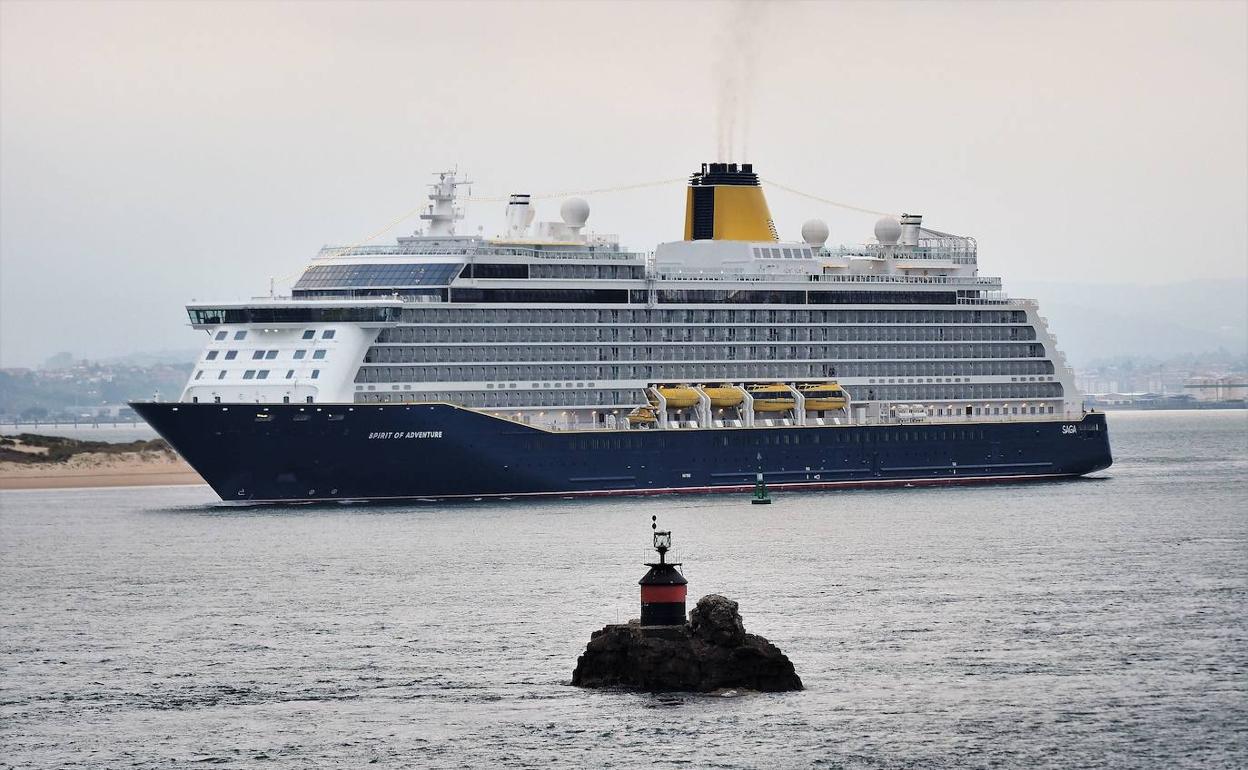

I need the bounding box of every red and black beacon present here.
[639,515,688,626]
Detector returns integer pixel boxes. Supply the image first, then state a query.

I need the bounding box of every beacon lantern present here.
[638,518,688,626]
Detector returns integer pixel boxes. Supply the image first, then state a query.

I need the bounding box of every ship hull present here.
[130,402,1112,503]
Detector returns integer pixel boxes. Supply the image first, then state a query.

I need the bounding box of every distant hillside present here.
[0,364,192,419]
[96,349,201,367]
[1008,279,1248,367]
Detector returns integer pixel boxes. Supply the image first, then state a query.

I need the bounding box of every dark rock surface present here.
[571,594,803,693]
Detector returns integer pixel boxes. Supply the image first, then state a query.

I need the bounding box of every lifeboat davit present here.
[746,383,796,412]
[701,384,744,408]
[649,385,700,410]
[799,382,848,411]
[627,405,658,425]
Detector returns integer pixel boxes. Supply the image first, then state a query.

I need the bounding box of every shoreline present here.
[0,470,206,491]
[0,452,205,492]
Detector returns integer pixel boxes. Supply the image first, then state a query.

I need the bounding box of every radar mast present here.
[419,170,470,236]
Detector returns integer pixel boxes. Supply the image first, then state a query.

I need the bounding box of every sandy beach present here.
[0,452,205,491]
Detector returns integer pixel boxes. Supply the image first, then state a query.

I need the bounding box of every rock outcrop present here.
[571,594,802,692]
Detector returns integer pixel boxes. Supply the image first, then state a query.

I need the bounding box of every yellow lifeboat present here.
[746,383,796,412]
[649,385,700,410]
[701,384,744,408]
[799,382,848,411]
[627,406,658,425]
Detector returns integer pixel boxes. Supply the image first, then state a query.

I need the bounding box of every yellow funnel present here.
[682,162,778,242]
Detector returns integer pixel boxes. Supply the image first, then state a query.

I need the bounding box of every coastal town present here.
[2,351,1244,427]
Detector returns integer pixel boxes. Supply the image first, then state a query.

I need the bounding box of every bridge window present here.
[234,331,247,340]
[302,330,315,340]
[214,331,227,341]
[322,330,336,340]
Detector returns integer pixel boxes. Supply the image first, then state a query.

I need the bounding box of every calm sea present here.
[1,410,1245,769]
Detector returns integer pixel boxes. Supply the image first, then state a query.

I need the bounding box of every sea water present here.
[1,410,1245,768]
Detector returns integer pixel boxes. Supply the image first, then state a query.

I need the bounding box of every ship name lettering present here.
[367,431,443,440]
[1061,424,1078,435]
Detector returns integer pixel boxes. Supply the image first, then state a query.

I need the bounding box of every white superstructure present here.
[179,165,1082,429]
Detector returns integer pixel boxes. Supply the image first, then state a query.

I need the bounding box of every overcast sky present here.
[2,0,1245,367]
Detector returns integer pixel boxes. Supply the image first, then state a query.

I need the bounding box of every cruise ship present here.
[132,163,1112,501]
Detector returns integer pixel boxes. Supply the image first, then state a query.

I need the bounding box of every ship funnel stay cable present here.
[273,174,896,287]
[464,178,684,203]
[761,179,898,218]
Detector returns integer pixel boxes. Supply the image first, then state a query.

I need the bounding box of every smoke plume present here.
[715,1,766,162]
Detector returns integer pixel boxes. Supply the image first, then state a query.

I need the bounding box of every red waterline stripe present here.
[243,472,1080,504]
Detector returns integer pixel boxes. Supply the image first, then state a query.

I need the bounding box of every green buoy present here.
[751,472,772,504]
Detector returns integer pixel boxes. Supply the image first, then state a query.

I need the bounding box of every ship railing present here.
[653,272,1000,286]
[486,404,1075,432]
[316,244,645,262]
[820,244,977,264]
[956,296,1013,305]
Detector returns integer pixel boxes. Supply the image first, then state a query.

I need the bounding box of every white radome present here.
[874,216,902,245]
[800,218,829,246]
[560,197,590,228]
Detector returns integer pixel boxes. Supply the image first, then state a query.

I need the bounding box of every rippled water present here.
[2,410,1245,768]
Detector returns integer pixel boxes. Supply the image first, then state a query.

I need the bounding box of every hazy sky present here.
[2,0,1245,367]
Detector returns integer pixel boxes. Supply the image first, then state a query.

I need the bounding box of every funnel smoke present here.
[714,1,766,162]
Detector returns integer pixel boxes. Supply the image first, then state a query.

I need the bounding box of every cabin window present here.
[322,330,336,340]
[294,350,306,359]
[243,370,256,380]
[225,350,238,360]
[302,330,315,339]
[206,350,219,360]
[313,350,327,360]
[214,331,227,340]
[234,331,247,340]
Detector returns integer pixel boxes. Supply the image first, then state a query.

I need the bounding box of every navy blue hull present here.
[130,402,1112,502]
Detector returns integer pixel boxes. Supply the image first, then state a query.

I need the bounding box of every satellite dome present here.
[801,219,829,246]
[874,216,902,245]
[560,197,590,228]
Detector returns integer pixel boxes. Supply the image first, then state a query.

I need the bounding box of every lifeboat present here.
[649,385,700,410]
[746,383,796,412]
[701,384,744,408]
[627,406,658,425]
[798,382,848,411]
